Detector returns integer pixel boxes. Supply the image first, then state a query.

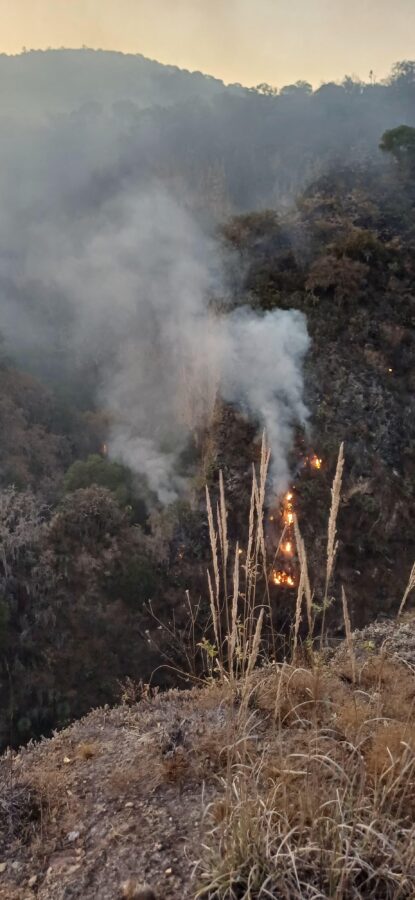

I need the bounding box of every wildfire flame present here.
[269,451,323,589]
[272,570,295,587]
[283,491,294,526]
[268,449,323,589]
[310,454,322,469]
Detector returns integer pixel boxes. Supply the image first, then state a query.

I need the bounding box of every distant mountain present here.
[0,48,243,117]
[0,50,414,236]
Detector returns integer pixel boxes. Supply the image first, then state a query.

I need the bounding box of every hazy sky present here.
[2,0,414,86]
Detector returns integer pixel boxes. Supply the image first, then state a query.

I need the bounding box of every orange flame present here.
[272,570,295,587]
[310,454,322,470]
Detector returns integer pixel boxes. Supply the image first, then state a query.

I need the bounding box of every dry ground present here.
[1,616,415,899]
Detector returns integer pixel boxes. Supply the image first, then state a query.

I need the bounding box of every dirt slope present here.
[1,615,415,899]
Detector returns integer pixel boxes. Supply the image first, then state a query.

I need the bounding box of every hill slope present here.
[1,617,415,899]
[0,48,231,116]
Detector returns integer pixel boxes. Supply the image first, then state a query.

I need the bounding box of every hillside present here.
[0,51,415,213]
[1,616,415,898]
[0,49,230,116]
[1,28,415,900]
[1,138,415,755]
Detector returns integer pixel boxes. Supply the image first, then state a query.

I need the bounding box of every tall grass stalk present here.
[398,560,415,617]
[341,585,356,684]
[321,441,344,646]
[205,433,270,684]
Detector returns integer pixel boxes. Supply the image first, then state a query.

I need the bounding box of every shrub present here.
[64,454,149,524]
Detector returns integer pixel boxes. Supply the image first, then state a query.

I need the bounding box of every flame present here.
[272,570,295,587]
[310,454,322,470]
[268,451,323,589]
[101,442,108,457]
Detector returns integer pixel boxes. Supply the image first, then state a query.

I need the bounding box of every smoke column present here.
[0,112,309,500]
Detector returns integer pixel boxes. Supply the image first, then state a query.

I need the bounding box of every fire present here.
[310,454,322,470]
[283,491,294,525]
[272,570,295,587]
[101,442,108,457]
[268,450,323,589]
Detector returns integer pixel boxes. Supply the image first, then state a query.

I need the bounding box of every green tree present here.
[280,80,312,97]
[380,126,415,172]
[63,454,149,524]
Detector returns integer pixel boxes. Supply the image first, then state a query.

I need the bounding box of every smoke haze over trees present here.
[1,48,415,750]
[1,50,415,210]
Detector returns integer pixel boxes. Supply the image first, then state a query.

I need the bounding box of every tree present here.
[306,254,368,304]
[251,82,278,97]
[280,80,312,97]
[49,485,126,548]
[63,455,150,524]
[0,488,44,578]
[380,126,415,173]
[389,60,415,86]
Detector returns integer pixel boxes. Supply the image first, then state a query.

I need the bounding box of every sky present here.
[1,0,415,87]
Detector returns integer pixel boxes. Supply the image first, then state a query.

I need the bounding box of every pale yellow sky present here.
[1,0,414,87]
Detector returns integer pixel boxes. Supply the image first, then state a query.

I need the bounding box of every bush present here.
[105,555,158,609]
[63,454,149,524]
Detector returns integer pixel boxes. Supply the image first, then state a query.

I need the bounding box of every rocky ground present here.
[0,684,231,900]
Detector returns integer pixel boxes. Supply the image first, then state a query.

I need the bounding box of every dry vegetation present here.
[1,445,415,898]
[194,442,415,898]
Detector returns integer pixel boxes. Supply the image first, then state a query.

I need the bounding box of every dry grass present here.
[399,561,415,617]
[205,431,270,687]
[76,741,99,761]
[196,440,415,899]
[196,660,415,898]
[341,587,356,684]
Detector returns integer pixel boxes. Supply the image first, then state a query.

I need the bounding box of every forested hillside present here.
[1,51,415,214]
[0,50,415,752]
[1,110,415,750]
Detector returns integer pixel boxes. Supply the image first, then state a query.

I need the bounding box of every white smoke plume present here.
[0,182,309,501]
[219,307,310,492]
[0,96,310,503]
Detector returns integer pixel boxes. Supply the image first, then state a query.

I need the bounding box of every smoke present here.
[220,307,310,491]
[0,175,309,501]
[0,70,311,503]
[0,180,309,501]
